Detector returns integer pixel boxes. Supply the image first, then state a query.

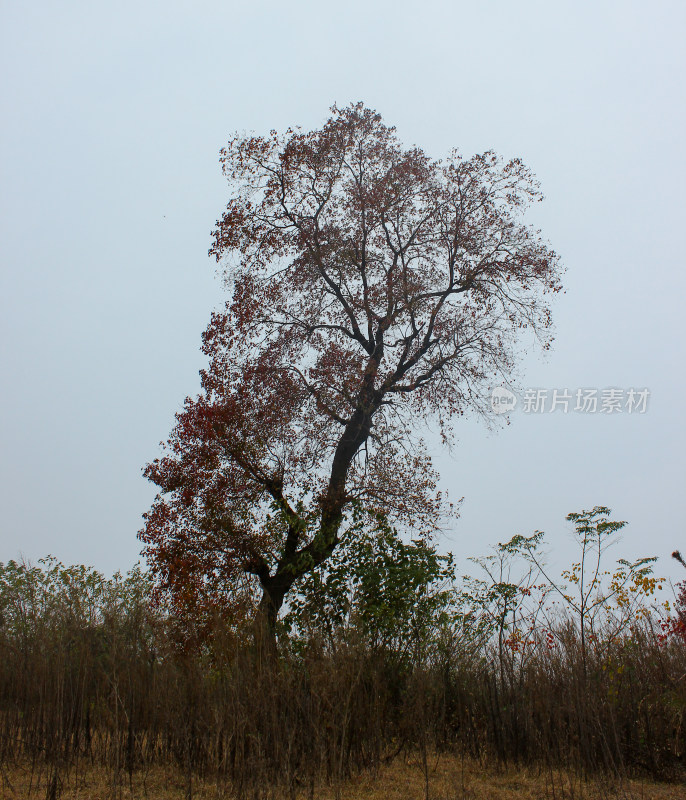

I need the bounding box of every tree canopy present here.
[139,103,562,632]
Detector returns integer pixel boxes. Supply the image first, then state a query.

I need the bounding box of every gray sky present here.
[1,0,685,586]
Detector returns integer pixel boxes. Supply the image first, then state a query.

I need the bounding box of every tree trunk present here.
[254,585,284,658]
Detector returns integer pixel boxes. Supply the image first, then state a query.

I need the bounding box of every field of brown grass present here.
[3,756,684,800]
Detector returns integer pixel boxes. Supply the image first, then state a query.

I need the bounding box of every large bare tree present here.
[139,103,562,637]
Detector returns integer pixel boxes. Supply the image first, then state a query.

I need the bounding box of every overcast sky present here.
[1,1,685,587]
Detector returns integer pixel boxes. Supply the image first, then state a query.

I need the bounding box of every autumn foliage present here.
[139,103,562,629]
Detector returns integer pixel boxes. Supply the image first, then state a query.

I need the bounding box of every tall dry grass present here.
[0,555,684,799]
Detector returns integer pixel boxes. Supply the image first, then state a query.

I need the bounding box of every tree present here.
[513,507,661,675]
[139,103,562,638]
[283,505,456,661]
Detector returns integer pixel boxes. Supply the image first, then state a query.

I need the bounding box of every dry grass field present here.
[2,552,684,800]
[3,756,684,800]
